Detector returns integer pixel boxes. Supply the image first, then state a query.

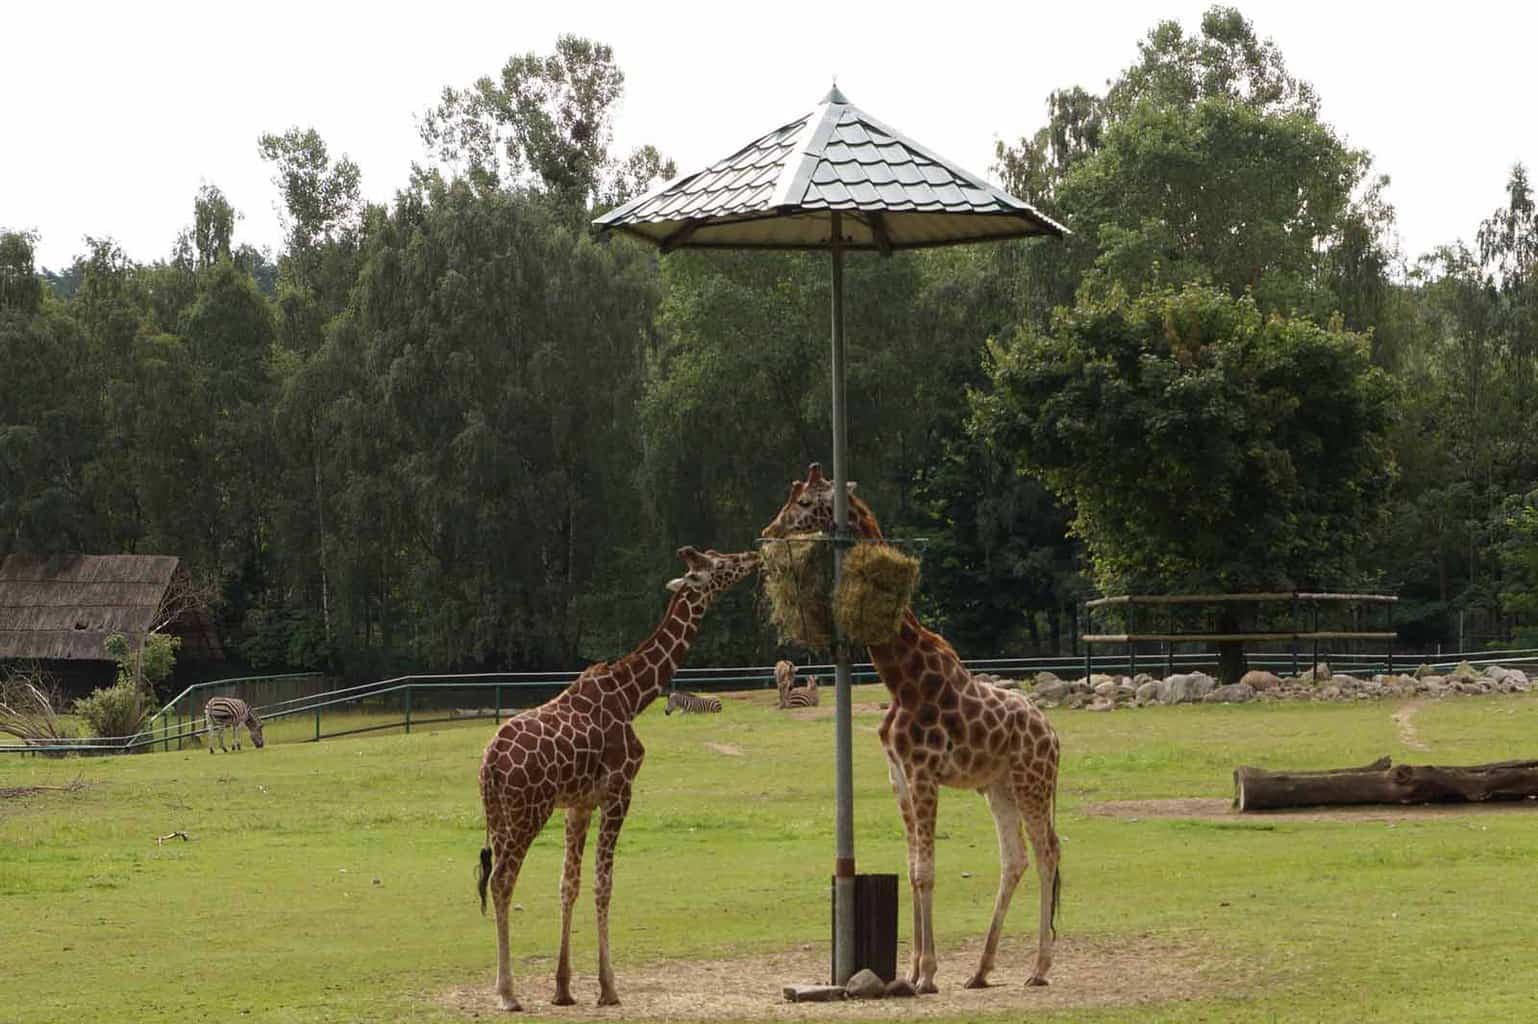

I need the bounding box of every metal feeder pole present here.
[828,211,856,986]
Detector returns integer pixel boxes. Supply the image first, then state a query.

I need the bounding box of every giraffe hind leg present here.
[489,813,545,1012]
[965,779,1028,989]
[1022,784,1062,986]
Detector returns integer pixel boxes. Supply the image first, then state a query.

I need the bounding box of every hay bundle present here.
[834,543,920,645]
[760,534,834,648]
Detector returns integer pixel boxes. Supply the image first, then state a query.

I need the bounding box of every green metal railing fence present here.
[7,648,1538,756]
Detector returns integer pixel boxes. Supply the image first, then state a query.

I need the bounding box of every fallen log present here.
[1234,757,1538,811]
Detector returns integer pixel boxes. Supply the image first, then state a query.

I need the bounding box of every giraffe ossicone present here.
[763,462,1063,992]
[476,545,759,1011]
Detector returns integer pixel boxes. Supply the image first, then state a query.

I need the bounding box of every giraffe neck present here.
[608,590,706,720]
[844,499,960,700]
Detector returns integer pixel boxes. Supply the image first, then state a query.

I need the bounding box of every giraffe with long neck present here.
[763,463,1062,992]
[476,546,759,1011]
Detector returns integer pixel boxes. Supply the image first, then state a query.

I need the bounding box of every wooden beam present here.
[1085,592,1397,609]
[1082,631,1397,645]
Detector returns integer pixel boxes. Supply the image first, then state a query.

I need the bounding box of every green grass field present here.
[4,686,1538,1023]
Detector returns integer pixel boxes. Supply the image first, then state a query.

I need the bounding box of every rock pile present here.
[999,662,1533,710]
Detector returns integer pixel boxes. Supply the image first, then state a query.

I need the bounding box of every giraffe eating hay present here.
[762,463,1062,992]
[476,546,759,1011]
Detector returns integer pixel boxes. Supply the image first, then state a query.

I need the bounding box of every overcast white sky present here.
[3,1,1532,271]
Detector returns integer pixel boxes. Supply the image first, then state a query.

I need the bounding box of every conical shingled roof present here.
[594,87,1066,251]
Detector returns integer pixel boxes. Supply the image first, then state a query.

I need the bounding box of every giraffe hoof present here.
[597,993,621,1007]
[1026,975,1050,988]
[917,981,939,995]
[963,975,991,989]
[498,996,523,1012]
[551,993,575,1007]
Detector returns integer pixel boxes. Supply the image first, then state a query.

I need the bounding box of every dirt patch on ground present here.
[432,934,1223,1020]
[1084,796,1538,823]
[704,742,744,757]
[1393,702,1430,751]
[0,779,86,801]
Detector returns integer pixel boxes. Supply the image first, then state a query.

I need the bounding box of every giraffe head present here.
[760,462,857,538]
[665,546,760,604]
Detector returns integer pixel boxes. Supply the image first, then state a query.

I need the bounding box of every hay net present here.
[759,536,920,649]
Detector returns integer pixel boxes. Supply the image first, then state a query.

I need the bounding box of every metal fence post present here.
[495,685,502,723]
[404,687,413,735]
[315,704,321,742]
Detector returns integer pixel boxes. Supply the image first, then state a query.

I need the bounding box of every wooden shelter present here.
[0,554,222,695]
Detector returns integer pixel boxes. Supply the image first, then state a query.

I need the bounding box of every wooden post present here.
[1128,603,1138,677]
[831,874,897,984]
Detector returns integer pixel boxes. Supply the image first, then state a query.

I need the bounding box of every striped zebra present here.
[782,677,820,709]
[205,697,265,752]
[664,691,722,715]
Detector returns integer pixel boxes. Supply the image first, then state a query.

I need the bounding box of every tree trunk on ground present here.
[1214,607,1249,684]
[1234,757,1538,811]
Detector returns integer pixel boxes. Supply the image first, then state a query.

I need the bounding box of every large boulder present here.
[1135,679,1160,704]
[1240,670,1282,692]
[1158,672,1216,704]
[1484,665,1530,689]
[1203,682,1256,704]
[1034,678,1072,701]
[1093,678,1120,698]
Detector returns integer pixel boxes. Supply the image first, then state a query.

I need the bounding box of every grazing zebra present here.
[664,690,723,715]
[205,697,265,752]
[783,677,820,709]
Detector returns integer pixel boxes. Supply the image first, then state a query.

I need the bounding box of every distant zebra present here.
[205,697,265,752]
[782,678,820,709]
[774,659,797,707]
[664,691,722,715]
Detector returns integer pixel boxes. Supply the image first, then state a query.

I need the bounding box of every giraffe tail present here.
[476,843,493,915]
[1050,771,1063,939]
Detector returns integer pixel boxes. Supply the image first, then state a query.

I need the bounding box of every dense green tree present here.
[0,232,101,554]
[972,283,1396,678]
[421,35,675,216]
[994,6,1389,327]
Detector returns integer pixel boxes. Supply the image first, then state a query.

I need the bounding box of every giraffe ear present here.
[665,575,687,592]
[847,481,858,494]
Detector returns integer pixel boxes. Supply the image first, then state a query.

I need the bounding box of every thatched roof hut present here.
[0,554,222,693]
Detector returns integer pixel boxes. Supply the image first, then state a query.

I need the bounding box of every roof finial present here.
[822,78,848,105]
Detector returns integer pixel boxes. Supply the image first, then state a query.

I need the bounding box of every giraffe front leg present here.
[592,787,632,1007]
[965,780,1028,989]
[886,752,925,987]
[553,805,593,1006]
[909,778,941,994]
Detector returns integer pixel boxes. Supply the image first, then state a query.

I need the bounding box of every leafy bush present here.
[73,681,154,739]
